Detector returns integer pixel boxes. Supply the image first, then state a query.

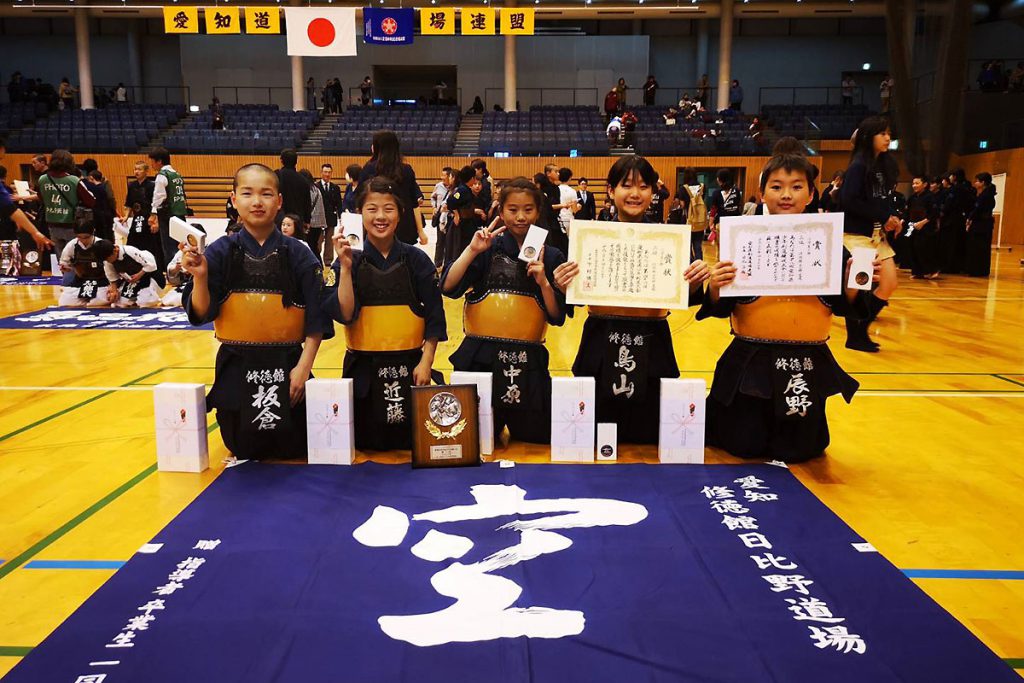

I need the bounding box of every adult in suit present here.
[574,177,596,220]
[275,148,311,228]
[316,162,343,265]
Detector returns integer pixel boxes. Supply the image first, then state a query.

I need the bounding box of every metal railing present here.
[619,86,717,110]
[483,88,599,111]
[347,87,462,109]
[757,86,866,113]
[93,85,191,107]
[212,86,293,109]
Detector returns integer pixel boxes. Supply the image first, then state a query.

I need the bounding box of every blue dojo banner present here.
[0,307,212,331]
[4,463,1018,683]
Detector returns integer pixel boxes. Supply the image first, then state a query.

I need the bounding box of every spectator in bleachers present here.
[306,77,318,112]
[467,96,484,115]
[39,149,96,265]
[621,110,638,148]
[614,78,628,108]
[331,78,344,112]
[343,163,361,214]
[148,147,188,269]
[880,74,894,111]
[300,168,327,264]
[604,89,620,121]
[1009,62,1024,91]
[323,79,337,115]
[841,75,856,106]
[697,74,710,108]
[643,75,659,106]
[431,167,455,269]
[433,80,448,104]
[729,80,744,112]
[7,72,24,103]
[748,116,764,144]
[360,76,373,106]
[276,149,312,231]
[606,115,622,145]
[58,78,77,110]
[115,83,127,103]
[358,130,426,245]
[575,178,596,221]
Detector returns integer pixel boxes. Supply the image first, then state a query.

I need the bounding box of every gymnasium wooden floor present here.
[1,248,1023,678]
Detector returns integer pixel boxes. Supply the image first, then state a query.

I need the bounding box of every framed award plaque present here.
[411,384,481,469]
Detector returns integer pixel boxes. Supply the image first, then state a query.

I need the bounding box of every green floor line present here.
[1005,658,1024,669]
[0,646,32,657]
[0,367,168,444]
[0,463,158,583]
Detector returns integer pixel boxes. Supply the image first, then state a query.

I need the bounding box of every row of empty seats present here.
[322,105,459,155]
[2,104,185,153]
[762,104,872,139]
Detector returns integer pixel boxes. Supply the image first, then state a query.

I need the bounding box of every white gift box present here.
[450,371,494,456]
[550,377,596,462]
[154,383,209,473]
[658,378,706,464]
[596,422,617,461]
[305,378,355,465]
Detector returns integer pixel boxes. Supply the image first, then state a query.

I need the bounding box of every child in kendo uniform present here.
[182,163,332,460]
[57,222,112,307]
[699,152,878,462]
[326,176,446,451]
[556,156,711,444]
[93,239,161,308]
[441,177,573,444]
[445,166,485,266]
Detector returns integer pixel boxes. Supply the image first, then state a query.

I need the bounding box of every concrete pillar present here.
[291,55,305,112]
[74,9,95,110]
[696,19,708,88]
[127,26,143,103]
[716,0,734,113]
[504,0,517,111]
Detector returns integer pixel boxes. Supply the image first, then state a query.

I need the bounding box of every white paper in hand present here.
[518,225,548,263]
[847,247,875,291]
[170,217,206,255]
[341,212,364,250]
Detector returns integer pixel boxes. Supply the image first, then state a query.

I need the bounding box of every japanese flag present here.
[284,7,357,57]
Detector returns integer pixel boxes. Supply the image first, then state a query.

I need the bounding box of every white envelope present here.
[340,212,364,249]
[658,378,706,464]
[153,383,209,473]
[305,378,355,465]
[551,377,596,462]
[596,422,617,461]
[450,371,494,455]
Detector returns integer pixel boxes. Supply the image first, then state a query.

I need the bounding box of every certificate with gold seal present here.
[411,385,481,468]
[565,220,691,309]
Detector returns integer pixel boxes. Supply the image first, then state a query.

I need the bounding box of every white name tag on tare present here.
[847,247,876,291]
[852,542,878,553]
[518,225,548,263]
[341,212,364,249]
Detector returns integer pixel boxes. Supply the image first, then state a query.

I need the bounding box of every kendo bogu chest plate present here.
[346,256,425,352]
[463,252,548,343]
[214,248,305,346]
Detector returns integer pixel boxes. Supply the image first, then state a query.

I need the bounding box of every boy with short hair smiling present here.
[182,163,332,460]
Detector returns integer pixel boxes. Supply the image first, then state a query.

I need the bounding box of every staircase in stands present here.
[300,114,341,155]
[452,114,482,156]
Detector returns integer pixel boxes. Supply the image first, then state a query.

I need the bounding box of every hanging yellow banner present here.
[205,7,240,34]
[245,7,281,34]
[500,8,534,35]
[460,8,495,35]
[163,6,199,34]
[420,7,455,35]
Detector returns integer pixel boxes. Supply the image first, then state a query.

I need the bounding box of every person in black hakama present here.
[183,164,331,460]
[325,176,446,451]
[699,152,878,463]
[907,175,940,279]
[965,173,997,278]
[557,156,711,445]
[442,177,572,444]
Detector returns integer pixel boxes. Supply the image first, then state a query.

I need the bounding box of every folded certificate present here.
[565,220,691,309]
[718,213,844,297]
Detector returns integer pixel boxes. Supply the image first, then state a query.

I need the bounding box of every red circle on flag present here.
[381,17,398,35]
[308,18,336,47]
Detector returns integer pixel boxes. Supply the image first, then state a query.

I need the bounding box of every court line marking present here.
[994,374,1024,389]
[23,560,126,570]
[0,463,158,583]
[0,367,168,444]
[856,392,1024,398]
[0,386,155,392]
[903,569,1024,580]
